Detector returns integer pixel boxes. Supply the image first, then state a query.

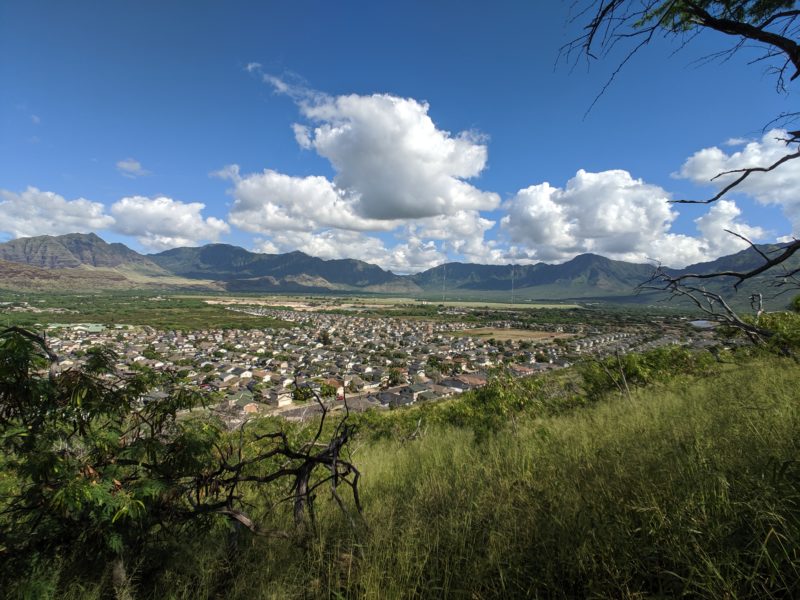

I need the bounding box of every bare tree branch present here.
[758,10,800,31]
[672,147,800,205]
[665,238,800,289]
[684,2,800,79]
[638,266,774,342]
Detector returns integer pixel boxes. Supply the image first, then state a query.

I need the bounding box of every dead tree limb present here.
[638,265,775,343]
[658,237,800,290]
[672,147,800,205]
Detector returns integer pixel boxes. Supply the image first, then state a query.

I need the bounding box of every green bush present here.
[579,345,717,400]
[0,328,360,598]
[355,370,581,442]
[760,311,800,353]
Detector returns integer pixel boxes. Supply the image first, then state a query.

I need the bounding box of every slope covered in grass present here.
[8,356,800,599]
[347,359,800,598]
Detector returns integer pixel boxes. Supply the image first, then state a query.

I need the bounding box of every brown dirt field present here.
[457,328,576,341]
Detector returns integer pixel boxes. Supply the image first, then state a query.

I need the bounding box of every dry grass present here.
[457,327,576,341]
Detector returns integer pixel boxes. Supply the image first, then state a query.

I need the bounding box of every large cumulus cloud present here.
[220,74,501,270]
[502,169,675,262]
[297,93,498,219]
[502,169,762,267]
[219,166,396,233]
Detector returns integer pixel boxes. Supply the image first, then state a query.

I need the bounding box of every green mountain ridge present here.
[149,244,420,292]
[0,233,797,305]
[410,254,655,293]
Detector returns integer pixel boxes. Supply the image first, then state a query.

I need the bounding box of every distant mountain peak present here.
[1,233,797,303]
[0,232,163,271]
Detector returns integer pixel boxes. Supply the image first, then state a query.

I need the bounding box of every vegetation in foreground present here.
[1,323,799,598]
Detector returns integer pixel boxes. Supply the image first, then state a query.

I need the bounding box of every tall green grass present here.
[327,358,800,598]
[8,357,800,599]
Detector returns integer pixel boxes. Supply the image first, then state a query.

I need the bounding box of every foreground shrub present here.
[0,327,361,598]
[579,345,717,400]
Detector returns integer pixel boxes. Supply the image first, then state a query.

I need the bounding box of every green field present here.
[2,291,694,332]
[0,294,293,330]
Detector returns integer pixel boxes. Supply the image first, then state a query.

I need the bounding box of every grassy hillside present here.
[346,359,800,598]
[8,351,800,599]
[0,259,135,291]
[0,259,222,294]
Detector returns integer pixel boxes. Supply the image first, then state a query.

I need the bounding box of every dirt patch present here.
[457,328,576,342]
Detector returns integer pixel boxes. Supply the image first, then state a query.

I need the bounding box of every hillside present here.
[411,253,656,298]
[4,351,799,599]
[0,233,166,274]
[0,259,136,291]
[149,244,421,293]
[0,233,798,303]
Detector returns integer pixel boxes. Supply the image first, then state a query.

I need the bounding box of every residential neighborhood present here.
[31,303,712,425]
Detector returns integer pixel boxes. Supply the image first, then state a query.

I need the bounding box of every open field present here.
[456,327,576,341]
[2,291,681,333]
[1,295,293,330]
[198,295,581,311]
[432,300,579,309]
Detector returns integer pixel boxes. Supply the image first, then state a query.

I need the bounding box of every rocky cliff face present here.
[0,233,163,271]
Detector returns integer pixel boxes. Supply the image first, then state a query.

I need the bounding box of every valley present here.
[1,233,797,309]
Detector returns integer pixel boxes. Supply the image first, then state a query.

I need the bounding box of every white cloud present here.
[220,79,501,270]
[225,77,498,224]
[298,92,499,219]
[258,230,386,262]
[30,114,41,125]
[678,129,800,234]
[645,201,765,267]
[221,75,783,270]
[724,137,748,147]
[218,167,398,233]
[501,170,764,268]
[502,169,676,263]
[110,196,229,250]
[413,210,504,264]
[254,229,445,274]
[292,123,312,149]
[0,187,115,238]
[694,199,765,255]
[385,236,446,273]
[116,158,150,178]
[253,238,280,254]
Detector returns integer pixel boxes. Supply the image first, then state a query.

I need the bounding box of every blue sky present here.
[1,0,797,272]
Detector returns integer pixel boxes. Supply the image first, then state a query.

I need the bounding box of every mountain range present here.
[0,233,795,305]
